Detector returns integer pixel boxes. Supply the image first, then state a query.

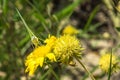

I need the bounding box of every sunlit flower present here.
[62,25,79,35]
[53,35,83,64]
[99,53,120,73]
[44,35,57,47]
[25,45,56,75]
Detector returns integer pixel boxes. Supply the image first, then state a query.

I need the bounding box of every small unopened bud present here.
[31,36,39,47]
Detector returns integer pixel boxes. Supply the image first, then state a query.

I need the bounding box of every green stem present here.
[83,5,99,33]
[75,57,96,80]
[39,69,50,80]
[16,8,35,37]
[82,66,98,80]
[49,65,59,80]
[108,49,112,80]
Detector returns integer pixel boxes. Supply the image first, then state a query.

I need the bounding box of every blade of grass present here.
[16,8,41,47]
[108,49,113,80]
[26,0,51,33]
[82,66,98,80]
[75,57,96,80]
[48,65,59,80]
[26,0,47,26]
[0,1,1,8]
[3,0,8,15]
[53,0,82,21]
[18,35,30,47]
[33,13,47,26]
[39,69,50,80]
[16,8,35,37]
[89,22,104,32]
[84,5,100,33]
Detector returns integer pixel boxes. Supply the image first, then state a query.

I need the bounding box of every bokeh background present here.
[0,0,120,80]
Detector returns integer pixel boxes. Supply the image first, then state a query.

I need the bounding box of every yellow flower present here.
[53,35,83,64]
[99,53,119,73]
[44,35,57,47]
[62,25,79,35]
[25,45,56,75]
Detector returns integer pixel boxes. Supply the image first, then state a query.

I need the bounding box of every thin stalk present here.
[16,8,41,47]
[75,57,96,80]
[42,22,50,34]
[39,69,50,80]
[16,8,35,37]
[82,66,98,80]
[83,5,99,33]
[49,65,59,80]
[108,49,112,80]
[3,0,8,15]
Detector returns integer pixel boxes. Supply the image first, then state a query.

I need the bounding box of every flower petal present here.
[46,53,56,62]
[39,57,44,67]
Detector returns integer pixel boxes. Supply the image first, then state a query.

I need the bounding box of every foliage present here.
[0,0,120,80]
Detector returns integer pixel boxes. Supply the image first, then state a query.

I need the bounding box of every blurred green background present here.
[0,0,120,80]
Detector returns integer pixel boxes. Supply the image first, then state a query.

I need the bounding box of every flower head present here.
[53,35,83,64]
[44,35,57,47]
[99,53,120,73]
[62,25,79,35]
[25,45,56,75]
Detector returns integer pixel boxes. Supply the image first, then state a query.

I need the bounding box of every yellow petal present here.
[46,53,56,61]
[39,57,44,67]
[62,25,79,35]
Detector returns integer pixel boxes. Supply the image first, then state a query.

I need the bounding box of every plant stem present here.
[49,65,60,80]
[108,49,112,80]
[83,5,99,33]
[75,57,96,80]
[39,69,50,80]
[16,8,35,37]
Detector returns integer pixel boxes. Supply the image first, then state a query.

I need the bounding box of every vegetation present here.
[0,0,120,80]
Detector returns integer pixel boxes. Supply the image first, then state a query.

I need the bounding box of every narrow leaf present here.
[53,0,82,21]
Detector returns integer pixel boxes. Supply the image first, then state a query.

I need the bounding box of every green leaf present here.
[33,13,47,25]
[84,5,100,32]
[18,35,30,47]
[2,0,8,15]
[53,0,82,21]
[116,27,120,32]
[89,22,104,32]
[16,8,35,37]
[0,53,9,61]
[26,0,47,25]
